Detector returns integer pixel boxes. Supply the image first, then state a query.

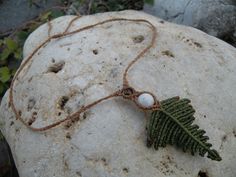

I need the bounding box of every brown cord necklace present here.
[8,16,221,161]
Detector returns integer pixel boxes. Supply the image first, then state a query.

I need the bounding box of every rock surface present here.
[1,10,236,177]
[144,0,236,46]
[0,0,60,33]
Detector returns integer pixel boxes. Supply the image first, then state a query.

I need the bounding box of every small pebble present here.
[137,93,155,108]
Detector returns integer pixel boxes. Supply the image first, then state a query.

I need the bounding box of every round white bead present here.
[137,93,155,108]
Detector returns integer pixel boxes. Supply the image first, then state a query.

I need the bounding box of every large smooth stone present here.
[144,0,236,46]
[0,10,236,177]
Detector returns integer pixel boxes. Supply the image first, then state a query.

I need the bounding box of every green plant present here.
[0,38,22,97]
[147,96,221,161]
[144,0,154,5]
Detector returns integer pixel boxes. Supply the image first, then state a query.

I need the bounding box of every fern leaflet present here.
[146,96,221,161]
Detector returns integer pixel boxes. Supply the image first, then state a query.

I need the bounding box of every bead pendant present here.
[137,93,155,108]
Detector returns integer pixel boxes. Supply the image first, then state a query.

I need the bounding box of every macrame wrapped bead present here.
[137,93,155,108]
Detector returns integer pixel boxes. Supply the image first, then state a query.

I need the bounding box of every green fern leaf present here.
[146,96,222,161]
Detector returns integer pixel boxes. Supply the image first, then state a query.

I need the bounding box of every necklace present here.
[9,16,221,161]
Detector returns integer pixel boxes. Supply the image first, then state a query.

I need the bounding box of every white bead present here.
[137,93,155,108]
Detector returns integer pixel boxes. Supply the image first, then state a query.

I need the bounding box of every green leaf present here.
[147,97,222,161]
[40,11,52,21]
[50,10,64,19]
[17,31,30,46]
[145,0,154,5]
[5,38,18,52]
[0,67,11,83]
[0,48,11,61]
[17,31,30,41]
[14,48,22,60]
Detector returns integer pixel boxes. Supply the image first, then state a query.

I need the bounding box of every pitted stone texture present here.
[1,10,236,177]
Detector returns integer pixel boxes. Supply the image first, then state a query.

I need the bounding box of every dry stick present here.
[47,20,53,37]
[9,17,157,132]
[63,16,81,34]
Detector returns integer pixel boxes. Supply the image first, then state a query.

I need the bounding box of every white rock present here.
[1,10,236,177]
[137,93,155,108]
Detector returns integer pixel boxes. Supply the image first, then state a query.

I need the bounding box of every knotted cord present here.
[9,16,158,131]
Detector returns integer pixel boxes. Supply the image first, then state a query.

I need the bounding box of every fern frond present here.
[146,97,222,161]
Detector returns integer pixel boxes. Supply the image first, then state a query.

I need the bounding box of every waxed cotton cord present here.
[9,16,159,131]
